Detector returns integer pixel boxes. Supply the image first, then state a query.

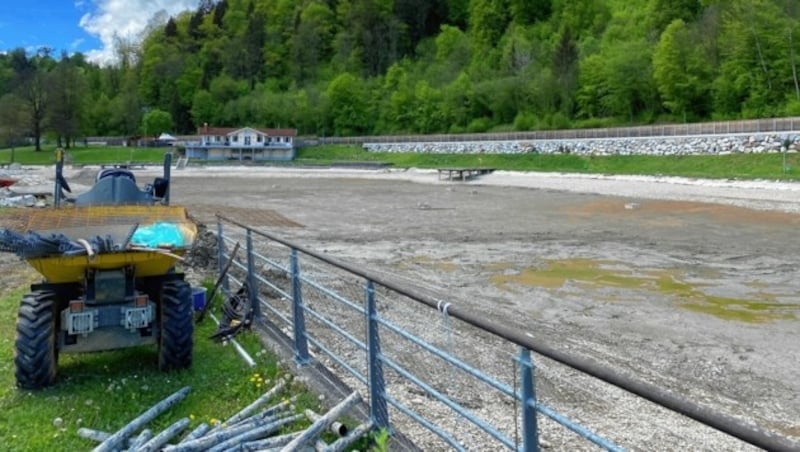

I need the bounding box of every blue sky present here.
[0,1,201,65]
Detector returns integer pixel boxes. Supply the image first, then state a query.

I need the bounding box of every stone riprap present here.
[364,133,800,156]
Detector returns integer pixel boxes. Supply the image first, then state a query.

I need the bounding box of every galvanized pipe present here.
[209,379,286,434]
[127,428,152,450]
[205,414,303,452]
[323,421,375,452]
[137,417,190,452]
[304,409,348,437]
[164,413,302,452]
[236,432,300,451]
[209,312,255,367]
[279,392,362,452]
[77,427,111,443]
[93,386,191,452]
[177,423,210,444]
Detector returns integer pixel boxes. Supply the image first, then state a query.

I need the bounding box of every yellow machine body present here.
[23,204,197,283]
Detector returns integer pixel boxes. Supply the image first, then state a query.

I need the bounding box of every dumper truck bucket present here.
[23,205,197,283]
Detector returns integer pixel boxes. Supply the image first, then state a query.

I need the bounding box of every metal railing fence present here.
[214,214,798,451]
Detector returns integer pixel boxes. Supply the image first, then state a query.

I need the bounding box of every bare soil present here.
[3,165,799,450]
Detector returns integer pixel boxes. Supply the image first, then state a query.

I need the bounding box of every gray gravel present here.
[54,165,800,450]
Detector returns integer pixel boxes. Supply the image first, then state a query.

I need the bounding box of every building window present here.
[215,135,220,142]
[257,136,262,143]
[233,136,238,142]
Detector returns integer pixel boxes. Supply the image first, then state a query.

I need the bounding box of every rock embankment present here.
[364,133,800,156]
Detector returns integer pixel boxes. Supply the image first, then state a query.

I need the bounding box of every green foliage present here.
[325,73,373,135]
[3,0,800,138]
[371,427,390,451]
[142,109,174,137]
[513,111,538,131]
[652,19,712,119]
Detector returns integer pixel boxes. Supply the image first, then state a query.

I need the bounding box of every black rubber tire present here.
[158,280,193,371]
[14,291,59,389]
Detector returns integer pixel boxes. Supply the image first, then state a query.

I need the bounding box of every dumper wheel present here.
[14,291,59,389]
[158,280,193,371]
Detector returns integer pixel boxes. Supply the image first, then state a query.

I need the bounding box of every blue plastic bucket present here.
[191,286,207,311]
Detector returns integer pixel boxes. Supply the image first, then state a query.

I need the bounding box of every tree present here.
[242,3,266,90]
[653,19,712,119]
[48,52,88,148]
[324,73,372,135]
[469,0,511,49]
[648,0,702,34]
[510,0,552,25]
[142,109,174,138]
[394,0,449,55]
[9,49,52,151]
[290,1,336,82]
[0,93,27,151]
[334,0,402,77]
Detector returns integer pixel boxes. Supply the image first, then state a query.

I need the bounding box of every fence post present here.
[246,230,261,319]
[291,248,310,365]
[366,280,389,430]
[519,348,539,452]
[216,219,229,295]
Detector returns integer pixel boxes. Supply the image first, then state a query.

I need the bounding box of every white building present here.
[185,125,297,161]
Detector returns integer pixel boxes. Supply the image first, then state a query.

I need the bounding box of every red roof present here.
[198,126,297,136]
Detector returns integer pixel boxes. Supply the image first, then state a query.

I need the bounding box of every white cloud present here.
[70,38,86,51]
[79,0,200,65]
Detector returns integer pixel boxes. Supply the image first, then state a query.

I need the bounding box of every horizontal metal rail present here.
[378,316,516,399]
[217,214,800,452]
[305,336,368,387]
[380,354,515,449]
[383,393,466,452]
[302,304,367,353]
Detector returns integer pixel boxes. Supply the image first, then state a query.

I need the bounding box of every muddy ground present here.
[3,165,799,450]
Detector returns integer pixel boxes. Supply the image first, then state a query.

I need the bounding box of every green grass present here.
[0,145,173,165]
[4,143,800,181]
[0,271,319,451]
[298,145,800,180]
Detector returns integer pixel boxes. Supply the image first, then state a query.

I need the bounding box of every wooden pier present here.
[437,168,495,181]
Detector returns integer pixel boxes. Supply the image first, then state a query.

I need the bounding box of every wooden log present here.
[93,386,191,452]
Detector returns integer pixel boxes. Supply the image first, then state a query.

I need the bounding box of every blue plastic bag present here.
[131,222,185,248]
